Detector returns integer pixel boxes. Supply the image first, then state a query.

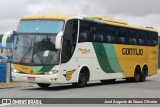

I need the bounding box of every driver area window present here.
[61,20,78,63]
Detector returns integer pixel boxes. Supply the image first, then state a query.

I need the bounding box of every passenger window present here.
[129,30,137,45]
[94,24,104,43]
[94,33,104,42]
[118,28,127,44]
[152,39,157,46]
[104,26,117,43]
[138,31,147,46]
[149,32,158,46]
[79,32,87,42]
[147,32,158,46]
[79,21,94,42]
[138,38,145,45]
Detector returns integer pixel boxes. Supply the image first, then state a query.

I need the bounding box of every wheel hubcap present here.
[80,73,85,82]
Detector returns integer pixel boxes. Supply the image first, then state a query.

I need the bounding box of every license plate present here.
[27,77,35,81]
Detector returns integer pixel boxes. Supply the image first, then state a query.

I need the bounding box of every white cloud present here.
[114,14,160,26]
[113,14,160,34]
[27,4,48,14]
[0,0,29,19]
[0,19,19,32]
[0,0,160,34]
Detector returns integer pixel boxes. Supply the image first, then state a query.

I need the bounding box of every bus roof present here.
[22,14,157,32]
[89,16,157,32]
[22,14,72,20]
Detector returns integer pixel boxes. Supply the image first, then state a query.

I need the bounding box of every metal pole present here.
[6,63,10,84]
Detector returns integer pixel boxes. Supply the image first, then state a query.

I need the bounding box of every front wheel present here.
[72,71,88,88]
[37,83,51,88]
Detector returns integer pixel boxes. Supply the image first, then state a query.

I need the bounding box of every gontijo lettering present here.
[122,48,143,55]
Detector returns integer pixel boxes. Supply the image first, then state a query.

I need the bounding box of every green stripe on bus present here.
[32,66,43,72]
[103,44,123,73]
[92,43,123,73]
[32,66,53,72]
[92,43,114,73]
[83,17,105,24]
[39,66,53,72]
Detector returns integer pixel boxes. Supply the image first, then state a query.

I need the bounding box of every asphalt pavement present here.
[0,71,160,107]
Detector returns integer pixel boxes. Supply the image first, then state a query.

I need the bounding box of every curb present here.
[0,82,35,89]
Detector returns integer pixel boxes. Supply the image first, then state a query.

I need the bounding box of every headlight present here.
[12,69,20,73]
[44,70,59,75]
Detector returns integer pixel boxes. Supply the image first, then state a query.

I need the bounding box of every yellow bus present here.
[2,14,158,88]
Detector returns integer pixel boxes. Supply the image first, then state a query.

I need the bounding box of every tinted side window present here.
[104,26,117,43]
[148,32,158,46]
[138,31,147,46]
[147,32,152,46]
[79,21,94,42]
[94,24,104,43]
[129,30,137,45]
[118,28,127,44]
[61,20,78,63]
[152,32,158,46]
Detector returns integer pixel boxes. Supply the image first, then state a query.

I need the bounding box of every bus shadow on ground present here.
[22,79,153,91]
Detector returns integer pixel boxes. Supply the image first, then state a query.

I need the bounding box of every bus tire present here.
[126,78,134,82]
[126,66,141,82]
[37,83,51,88]
[72,69,89,88]
[133,66,141,82]
[100,79,116,84]
[140,66,148,82]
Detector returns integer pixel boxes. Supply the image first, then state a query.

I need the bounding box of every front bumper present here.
[12,72,60,84]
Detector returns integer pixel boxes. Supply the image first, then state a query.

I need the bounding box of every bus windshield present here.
[12,19,64,65]
[13,34,60,65]
[17,20,64,33]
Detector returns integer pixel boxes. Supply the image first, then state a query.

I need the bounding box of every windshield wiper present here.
[20,40,33,63]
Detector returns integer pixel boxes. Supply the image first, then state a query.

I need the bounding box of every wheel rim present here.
[79,73,86,82]
[135,68,140,82]
[141,69,147,81]
[136,72,140,81]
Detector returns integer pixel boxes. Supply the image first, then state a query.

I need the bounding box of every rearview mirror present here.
[2,31,15,47]
[55,31,63,49]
